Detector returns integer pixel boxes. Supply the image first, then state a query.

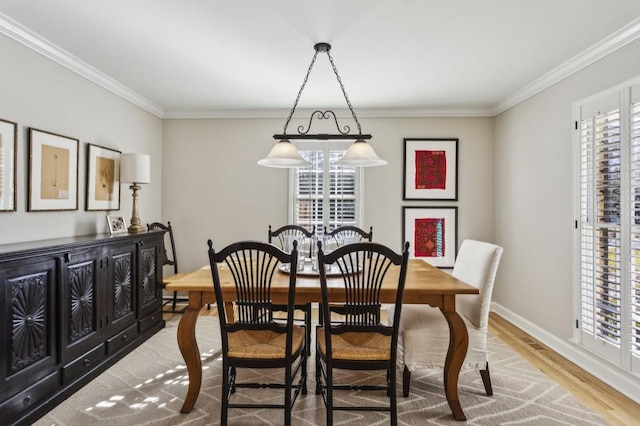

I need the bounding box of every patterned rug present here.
[34,317,608,425]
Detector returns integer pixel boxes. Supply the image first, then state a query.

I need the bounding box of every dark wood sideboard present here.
[0,231,166,425]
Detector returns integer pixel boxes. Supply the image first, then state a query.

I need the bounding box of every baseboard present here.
[491,302,640,405]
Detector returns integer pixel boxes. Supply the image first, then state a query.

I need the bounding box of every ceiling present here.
[1,0,640,118]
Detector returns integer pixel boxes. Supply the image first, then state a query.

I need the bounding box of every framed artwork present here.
[107,215,127,234]
[0,118,17,212]
[402,206,457,268]
[28,128,79,211]
[403,138,458,200]
[86,143,121,211]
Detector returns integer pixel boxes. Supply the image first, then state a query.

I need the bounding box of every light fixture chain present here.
[326,51,362,134]
[283,50,319,133]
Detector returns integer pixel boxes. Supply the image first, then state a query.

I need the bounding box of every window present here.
[575,80,640,374]
[290,141,362,238]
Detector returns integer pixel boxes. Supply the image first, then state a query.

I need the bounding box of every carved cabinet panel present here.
[0,257,57,404]
[59,248,104,364]
[105,243,137,337]
[138,235,162,319]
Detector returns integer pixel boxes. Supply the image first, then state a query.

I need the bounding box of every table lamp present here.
[120,153,150,233]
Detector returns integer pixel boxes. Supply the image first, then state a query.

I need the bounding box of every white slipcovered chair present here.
[388,239,503,397]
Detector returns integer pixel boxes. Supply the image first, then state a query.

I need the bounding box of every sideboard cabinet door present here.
[0,256,57,403]
[137,235,162,320]
[104,242,137,339]
[59,247,105,364]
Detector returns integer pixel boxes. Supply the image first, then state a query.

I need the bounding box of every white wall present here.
[494,38,640,400]
[162,116,495,272]
[0,34,163,245]
[495,38,640,338]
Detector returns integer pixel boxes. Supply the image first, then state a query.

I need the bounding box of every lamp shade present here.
[336,139,387,167]
[120,153,151,183]
[258,139,310,168]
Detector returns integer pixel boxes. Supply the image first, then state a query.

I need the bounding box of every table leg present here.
[441,296,469,421]
[178,292,203,413]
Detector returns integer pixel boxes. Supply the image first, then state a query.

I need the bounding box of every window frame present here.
[572,75,640,375]
[287,141,364,235]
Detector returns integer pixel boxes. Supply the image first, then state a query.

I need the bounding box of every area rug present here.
[34,317,608,425]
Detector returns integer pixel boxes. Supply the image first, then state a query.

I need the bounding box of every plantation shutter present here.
[579,93,623,362]
[630,86,640,367]
[328,151,356,230]
[577,84,640,373]
[295,150,324,235]
[292,142,359,237]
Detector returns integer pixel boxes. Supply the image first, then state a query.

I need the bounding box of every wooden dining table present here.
[165,258,479,421]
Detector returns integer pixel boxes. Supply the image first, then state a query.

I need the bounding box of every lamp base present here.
[127,183,145,234]
[127,223,146,233]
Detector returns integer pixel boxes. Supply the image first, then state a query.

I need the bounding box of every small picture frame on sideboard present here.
[107,215,127,234]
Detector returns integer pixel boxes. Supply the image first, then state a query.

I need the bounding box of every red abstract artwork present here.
[415,150,446,190]
[414,218,445,258]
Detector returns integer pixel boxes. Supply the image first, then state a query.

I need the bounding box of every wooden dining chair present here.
[147,221,188,313]
[315,241,410,426]
[268,224,316,258]
[388,239,503,397]
[323,225,373,247]
[268,224,315,354]
[208,239,307,426]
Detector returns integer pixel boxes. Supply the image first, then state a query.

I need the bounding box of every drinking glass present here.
[317,235,337,272]
[282,235,296,272]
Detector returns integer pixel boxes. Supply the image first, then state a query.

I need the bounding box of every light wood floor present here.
[163,306,639,425]
[488,312,639,426]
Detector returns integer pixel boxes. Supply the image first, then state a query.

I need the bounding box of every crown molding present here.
[492,17,640,116]
[163,107,494,119]
[0,12,164,118]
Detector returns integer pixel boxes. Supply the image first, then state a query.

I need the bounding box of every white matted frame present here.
[86,143,121,211]
[107,215,127,234]
[28,128,79,211]
[403,138,458,200]
[0,118,17,212]
[402,206,457,268]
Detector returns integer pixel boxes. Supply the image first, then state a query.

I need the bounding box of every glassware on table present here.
[340,235,360,247]
[322,235,338,254]
[298,245,306,271]
[282,235,295,253]
[299,235,318,270]
[315,235,337,272]
[281,235,297,271]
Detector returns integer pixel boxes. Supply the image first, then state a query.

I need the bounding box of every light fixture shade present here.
[257,139,310,168]
[337,139,387,167]
[120,153,151,183]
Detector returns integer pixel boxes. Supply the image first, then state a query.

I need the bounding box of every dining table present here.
[165,258,479,421]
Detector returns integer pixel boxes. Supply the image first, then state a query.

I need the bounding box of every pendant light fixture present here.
[257,138,309,168]
[258,42,386,168]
